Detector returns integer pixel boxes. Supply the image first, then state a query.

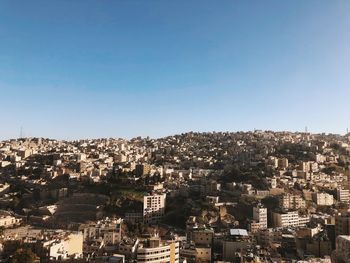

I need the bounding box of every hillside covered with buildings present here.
[1,131,350,262]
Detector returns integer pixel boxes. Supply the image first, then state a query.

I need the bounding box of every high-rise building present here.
[143,193,166,224]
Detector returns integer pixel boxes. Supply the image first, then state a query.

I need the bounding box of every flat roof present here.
[229,229,248,236]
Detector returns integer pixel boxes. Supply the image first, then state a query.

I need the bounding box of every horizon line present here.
[2,129,349,142]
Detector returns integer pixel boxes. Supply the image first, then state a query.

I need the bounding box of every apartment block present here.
[136,237,179,263]
[143,193,166,224]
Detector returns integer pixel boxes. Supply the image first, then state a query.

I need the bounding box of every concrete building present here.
[43,233,83,261]
[222,229,250,262]
[299,161,318,173]
[280,194,306,210]
[125,212,143,224]
[135,164,151,177]
[143,193,166,224]
[136,237,179,263]
[337,188,350,203]
[312,192,334,206]
[335,214,350,237]
[190,228,214,246]
[305,234,332,258]
[80,217,122,245]
[272,211,309,228]
[253,205,268,229]
[195,246,211,263]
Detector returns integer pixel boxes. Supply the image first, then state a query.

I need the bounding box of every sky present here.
[1,0,350,140]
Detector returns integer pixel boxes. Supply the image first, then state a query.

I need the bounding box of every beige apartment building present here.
[280,194,306,210]
[143,193,166,224]
[337,188,350,203]
[136,237,179,263]
[272,211,309,228]
[312,192,334,206]
[253,205,268,229]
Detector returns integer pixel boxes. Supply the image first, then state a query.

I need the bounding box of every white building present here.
[143,193,166,224]
[136,237,179,263]
[44,233,83,261]
[280,194,306,210]
[80,217,122,245]
[312,192,334,206]
[253,205,267,229]
[272,211,310,228]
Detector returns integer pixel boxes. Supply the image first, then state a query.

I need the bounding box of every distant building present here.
[0,214,21,228]
[18,149,32,159]
[79,217,122,245]
[222,229,250,262]
[312,192,334,206]
[335,214,350,237]
[143,193,166,224]
[135,164,151,177]
[43,233,83,261]
[337,188,350,203]
[136,237,179,263]
[77,153,86,162]
[272,211,309,228]
[180,241,211,263]
[125,212,143,224]
[280,194,306,210]
[194,246,211,263]
[253,205,267,230]
[190,227,214,246]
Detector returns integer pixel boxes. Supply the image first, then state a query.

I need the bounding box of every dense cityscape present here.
[2,1,350,262]
[1,131,350,262]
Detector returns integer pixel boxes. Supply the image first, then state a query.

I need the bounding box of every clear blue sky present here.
[1,1,350,139]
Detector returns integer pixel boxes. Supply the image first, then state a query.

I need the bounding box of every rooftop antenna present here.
[20,126,23,139]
